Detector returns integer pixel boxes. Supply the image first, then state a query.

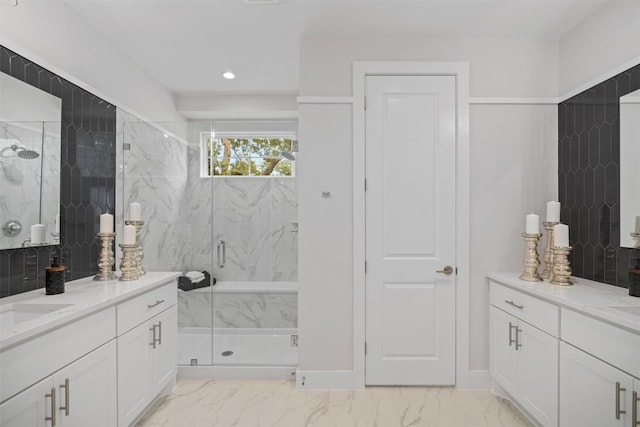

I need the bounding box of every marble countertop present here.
[0,271,180,350]
[487,273,640,333]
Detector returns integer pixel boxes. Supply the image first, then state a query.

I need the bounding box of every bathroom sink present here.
[609,306,640,317]
[0,303,73,332]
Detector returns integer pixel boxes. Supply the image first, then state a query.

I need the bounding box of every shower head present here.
[0,144,40,160]
[16,147,40,159]
[280,151,296,161]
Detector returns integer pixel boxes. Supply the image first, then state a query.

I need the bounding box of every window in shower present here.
[200,132,296,177]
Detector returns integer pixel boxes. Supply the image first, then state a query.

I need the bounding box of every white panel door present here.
[118,320,153,427]
[560,342,633,427]
[517,321,558,427]
[152,306,177,395]
[489,306,518,395]
[365,75,456,385]
[0,377,54,427]
[56,341,117,427]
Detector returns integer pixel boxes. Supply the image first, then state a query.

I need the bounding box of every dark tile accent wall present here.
[558,64,640,288]
[0,46,116,297]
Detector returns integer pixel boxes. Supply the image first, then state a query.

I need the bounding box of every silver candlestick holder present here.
[119,243,139,281]
[550,246,573,286]
[520,232,543,282]
[51,232,60,244]
[94,232,117,281]
[125,220,145,276]
[542,221,559,280]
[631,232,640,248]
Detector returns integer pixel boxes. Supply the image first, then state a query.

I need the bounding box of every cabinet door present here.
[0,377,55,427]
[560,342,633,427]
[517,321,558,427]
[490,306,518,396]
[118,320,153,427]
[55,340,117,427]
[633,380,640,427]
[152,306,177,395]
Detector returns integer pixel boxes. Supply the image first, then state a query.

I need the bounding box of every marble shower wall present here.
[178,290,298,329]
[184,173,298,282]
[117,112,189,272]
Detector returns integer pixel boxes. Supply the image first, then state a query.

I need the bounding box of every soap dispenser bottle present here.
[46,256,65,295]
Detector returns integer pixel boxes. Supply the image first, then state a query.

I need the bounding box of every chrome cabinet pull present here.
[505,300,524,310]
[45,387,56,426]
[515,327,522,350]
[632,390,639,426]
[150,324,157,349]
[616,382,627,420]
[147,299,165,309]
[508,321,516,347]
[217,240,226,268]
[157,321,162,346]
[59,378,69,416]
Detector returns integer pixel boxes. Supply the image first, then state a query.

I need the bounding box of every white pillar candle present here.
[30,224,46,244]
[525,214,539,234]
[546,201,561,222]
[636,216,640,234]
[123,224,136,245]
[100,213,114,233]
[129,202,142,221]
[553,224,570,247]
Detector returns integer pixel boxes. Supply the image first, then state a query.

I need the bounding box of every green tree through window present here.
[204,137,294,177]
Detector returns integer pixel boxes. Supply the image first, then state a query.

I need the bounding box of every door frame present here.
[352,62,478,388]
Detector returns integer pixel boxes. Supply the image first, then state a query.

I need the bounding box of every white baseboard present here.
[295,370,363,389]
[178,365,296,380]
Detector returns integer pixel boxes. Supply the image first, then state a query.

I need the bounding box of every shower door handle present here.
[217,240,226,268]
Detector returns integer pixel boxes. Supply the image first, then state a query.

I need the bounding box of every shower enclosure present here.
[118,115,298,376]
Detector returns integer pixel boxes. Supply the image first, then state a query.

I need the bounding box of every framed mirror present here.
[0,72,61,249]
[620,88,640,248]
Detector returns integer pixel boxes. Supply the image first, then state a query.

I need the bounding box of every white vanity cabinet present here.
[488,273,640,427]
[117,282,177,427]
[559,308,640,427]
[0,340,117,427]
[0,272,180,427]
[489,282,559,427]
[559,342,634,427]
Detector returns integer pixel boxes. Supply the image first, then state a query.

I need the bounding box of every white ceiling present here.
[64,0,611,95]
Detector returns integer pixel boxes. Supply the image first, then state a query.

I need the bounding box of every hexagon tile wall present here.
[558,64,640,288]
[0,46,116,297]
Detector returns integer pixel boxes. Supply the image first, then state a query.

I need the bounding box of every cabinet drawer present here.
[561,308,640,378]
[0,307,116,403]
[117,282,177,336]
[490,281,559,337]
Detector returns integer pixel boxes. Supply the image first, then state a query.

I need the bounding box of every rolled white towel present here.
[185,271,205,283]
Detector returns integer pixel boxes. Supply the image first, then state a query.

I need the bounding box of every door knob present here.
[436,266,454,275]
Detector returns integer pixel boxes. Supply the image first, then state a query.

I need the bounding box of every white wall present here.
[0,1,185,125]
[298,103,354,371]
[176,95,298,120]
[469,104,557,370]
[300,38,559,97]
[559,0,640,97]
[297,37,558,383]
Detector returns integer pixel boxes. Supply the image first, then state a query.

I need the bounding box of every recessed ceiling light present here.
[222,71,236,80]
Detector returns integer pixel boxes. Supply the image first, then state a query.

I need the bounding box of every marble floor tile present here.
[137,379,533,427]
